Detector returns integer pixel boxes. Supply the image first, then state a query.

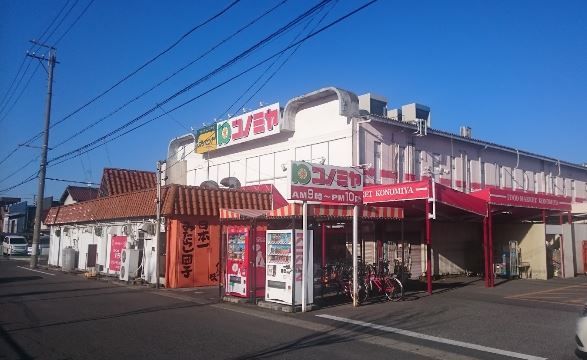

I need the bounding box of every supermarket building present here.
[165,86,587,283]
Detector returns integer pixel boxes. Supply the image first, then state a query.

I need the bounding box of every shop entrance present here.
[546,234,562,279]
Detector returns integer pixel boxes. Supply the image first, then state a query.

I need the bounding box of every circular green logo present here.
[217,122,231,146]
[292,162,311,185]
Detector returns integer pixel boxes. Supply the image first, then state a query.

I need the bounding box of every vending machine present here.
[225,225,266,298]
[265,229,313,305]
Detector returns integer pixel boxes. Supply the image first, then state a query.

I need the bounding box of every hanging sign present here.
[289,161,363,204]
[363,179,429,203]
[216,103,280,149]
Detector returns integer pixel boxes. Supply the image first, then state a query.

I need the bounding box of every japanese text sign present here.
[289,161,363,204]
[216,103,280,149]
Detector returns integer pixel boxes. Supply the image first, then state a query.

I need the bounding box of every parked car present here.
[2,235,28,256]
[577,304,587,357]
[27,236,50,256]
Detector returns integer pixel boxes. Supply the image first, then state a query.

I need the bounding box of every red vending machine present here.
[225,225,266,298]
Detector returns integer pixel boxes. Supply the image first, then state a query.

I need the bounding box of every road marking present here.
[316,314,547,360]
[507,284,586,298]
[16,266,55,276]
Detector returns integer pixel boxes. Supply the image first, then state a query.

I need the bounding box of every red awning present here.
[470,187,572,212]
[220,203,404,220]
[363,179,487,217]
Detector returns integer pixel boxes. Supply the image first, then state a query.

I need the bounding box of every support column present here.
[483,216,489,287]
[425,199,432,295]
[559,213,565,278]
[322,222,326,271]
[488,205,494,287]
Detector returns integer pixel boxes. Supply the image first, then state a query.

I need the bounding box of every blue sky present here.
[1,0,586,201]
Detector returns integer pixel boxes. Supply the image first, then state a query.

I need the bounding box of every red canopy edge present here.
[470,187,572,212]
[220,203,403,220]
[363,179,487,217]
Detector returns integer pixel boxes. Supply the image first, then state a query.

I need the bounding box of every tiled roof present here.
[60,186,99,203]
[99,168,156,197]
[44,184,272,225]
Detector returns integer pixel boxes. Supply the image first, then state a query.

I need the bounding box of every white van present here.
[2,235,28,255]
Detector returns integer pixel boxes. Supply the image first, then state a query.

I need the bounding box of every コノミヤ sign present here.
[289,161,363,204]
[216,103,280,149]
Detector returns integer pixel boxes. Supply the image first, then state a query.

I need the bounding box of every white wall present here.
[49,220,159,284]
[574,224,587,274]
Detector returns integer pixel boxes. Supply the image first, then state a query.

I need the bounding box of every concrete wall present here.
[49,221,159,284]
[562,224,574,278]
[573,223,587,274]
[432,222,483,275]
[494,223,547,280]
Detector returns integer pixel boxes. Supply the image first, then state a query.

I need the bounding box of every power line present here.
[0,0,241,170]
[37,0,80,47]
[50,0,287,150]
[46,177,98,186]
[48,0,333,164]
[221,0,338,119]
[3,0,378,192]
[28,0,241,145]
[0,60,42,123]
[33,0,72,47]
[0,58,33,116]
[48,0,376,168]
[0,55,28,111]
[54,0,95,46]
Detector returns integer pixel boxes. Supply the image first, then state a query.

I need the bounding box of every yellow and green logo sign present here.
[291,162,311,185]
[196,125,217,154]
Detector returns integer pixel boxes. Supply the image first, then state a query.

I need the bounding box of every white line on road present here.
[16,266,56,276]
[316,314,547,360]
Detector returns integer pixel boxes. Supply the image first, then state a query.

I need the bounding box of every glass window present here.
[374,142,382,184]
[10,237,26,244]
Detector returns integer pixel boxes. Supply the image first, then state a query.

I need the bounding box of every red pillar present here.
[560,213,565,278]
[425,199,432,295]
[321,222,326,270]
[483,216,489,287]
[488,205,494,287]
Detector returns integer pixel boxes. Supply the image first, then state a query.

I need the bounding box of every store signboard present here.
[363,180,429,203]
[195,124,217,154]
[109,235,127,272]
[472,187,572,211]
[289,161,363,205]
[216,103,280,149]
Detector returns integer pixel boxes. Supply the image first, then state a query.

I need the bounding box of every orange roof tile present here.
[99,168,156,197]
[44,184,272,225]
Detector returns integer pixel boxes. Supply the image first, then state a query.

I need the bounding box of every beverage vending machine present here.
[225,225,266,298]
[265,229,313,305]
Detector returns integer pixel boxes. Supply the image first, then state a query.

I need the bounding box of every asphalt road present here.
[1,257,584,359]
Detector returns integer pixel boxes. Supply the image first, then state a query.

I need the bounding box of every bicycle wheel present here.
[384,277,403,302]
[349,278,369,304]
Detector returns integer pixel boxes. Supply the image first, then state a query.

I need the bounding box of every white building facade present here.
[166,87,587,279]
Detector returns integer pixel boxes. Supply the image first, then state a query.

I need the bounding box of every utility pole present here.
[155,160,162,288]
[29,42,57,269]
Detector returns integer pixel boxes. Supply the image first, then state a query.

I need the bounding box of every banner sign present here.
[109,235,127,272]
[363,180,429,203]
[289,161,363,204]
[472,188,572,211]
[195,124,217,154]
[216,103,280,149]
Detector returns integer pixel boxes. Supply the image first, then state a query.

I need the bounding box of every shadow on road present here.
[0,276,43,284]
[0,325,33,360]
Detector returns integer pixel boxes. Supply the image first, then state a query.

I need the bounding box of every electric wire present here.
[0,0,241,168]
[53,0,96,46]
[46,177,98,185]
[0,61,42,123]
[33,0,72,47]
[0,59,33,118]
[48,0,334,163]
[3,0,378,193]
[50,0,287,150]
[0,55,28,111]
[221,0,338,119]
[48,0,377,168]
[38,0,80,47]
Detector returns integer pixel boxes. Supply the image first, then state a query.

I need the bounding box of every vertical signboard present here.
[289,161,363,204]
[109,235,127,272]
